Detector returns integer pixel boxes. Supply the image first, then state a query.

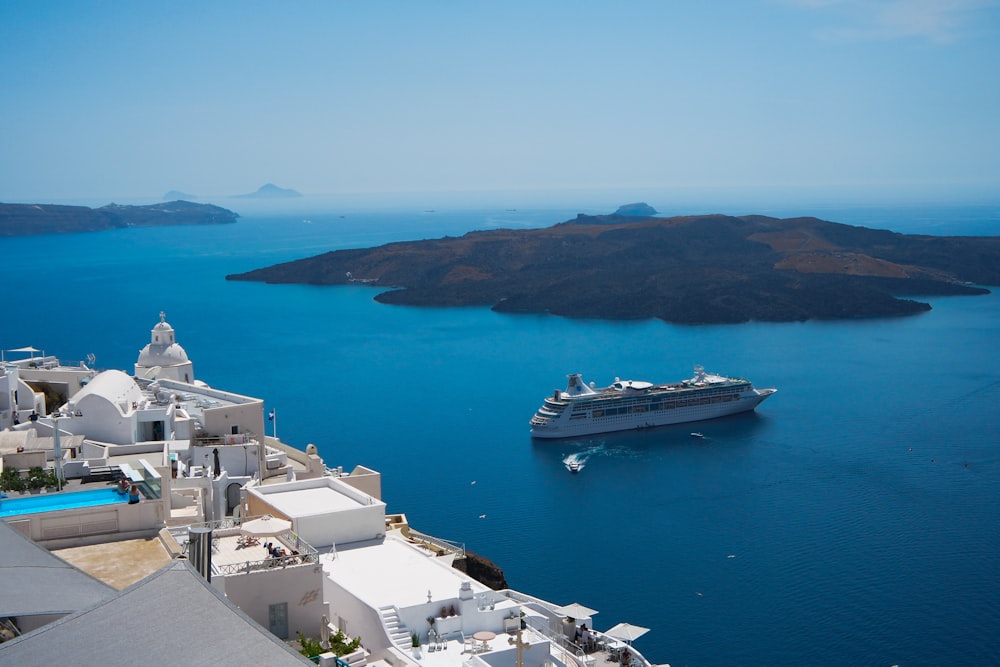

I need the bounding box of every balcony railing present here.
[169,515,320,576]
[407,529,465,558]
[216,548,320,575]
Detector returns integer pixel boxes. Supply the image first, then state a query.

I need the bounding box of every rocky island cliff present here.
[226,212,1000,324]
[0,200,239,237]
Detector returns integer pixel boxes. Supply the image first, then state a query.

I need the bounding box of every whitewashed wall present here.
[222,562,329,640]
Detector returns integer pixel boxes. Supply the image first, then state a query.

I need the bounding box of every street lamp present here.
[50,412,65,491]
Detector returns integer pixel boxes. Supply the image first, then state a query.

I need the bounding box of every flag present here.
[268,409,275,421]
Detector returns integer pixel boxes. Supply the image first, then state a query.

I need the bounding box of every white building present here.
[135,311,195,383]
[0,362,46,430]
[1,316,666,667]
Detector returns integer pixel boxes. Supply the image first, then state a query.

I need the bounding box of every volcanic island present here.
[226,210,1000,325]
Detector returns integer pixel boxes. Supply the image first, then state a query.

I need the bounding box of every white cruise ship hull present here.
[529,368,776,440]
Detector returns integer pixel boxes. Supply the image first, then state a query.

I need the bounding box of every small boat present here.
[690,432,704,439]
[564,453,586,473]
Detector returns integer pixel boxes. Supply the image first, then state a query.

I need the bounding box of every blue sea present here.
[3,195,999,666]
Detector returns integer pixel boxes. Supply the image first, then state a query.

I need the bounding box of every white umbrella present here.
[604,622,650,643]
[240,514,291,538]
[554,602,598,620]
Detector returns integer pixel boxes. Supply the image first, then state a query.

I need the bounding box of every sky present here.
[1,0,999,205]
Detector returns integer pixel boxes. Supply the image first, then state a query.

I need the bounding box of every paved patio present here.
[54,536,172,589]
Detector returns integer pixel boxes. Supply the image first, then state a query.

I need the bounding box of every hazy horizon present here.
[2,1,998,205]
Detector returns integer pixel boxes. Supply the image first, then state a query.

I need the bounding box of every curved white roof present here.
[70,369,143,408]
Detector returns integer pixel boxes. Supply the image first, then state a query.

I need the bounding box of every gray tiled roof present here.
[0,518,116,617]
[0,559,311,665]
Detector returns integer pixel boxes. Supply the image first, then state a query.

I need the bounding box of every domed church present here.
[134,312,195,383]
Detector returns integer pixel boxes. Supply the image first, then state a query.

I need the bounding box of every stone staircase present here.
[378,605,411,652]
[339,648,368,667]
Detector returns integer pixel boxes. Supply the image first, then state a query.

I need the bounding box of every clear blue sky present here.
[1,0,998,204]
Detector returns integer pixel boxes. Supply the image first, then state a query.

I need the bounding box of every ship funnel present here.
[564,374,597,396]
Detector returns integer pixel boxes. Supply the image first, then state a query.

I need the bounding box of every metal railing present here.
[407,529,465,558]
[216,549,320,575]
[520,612,653,667]
[195,516,244,531]
[194,433,255,446]
[168,516,320,576]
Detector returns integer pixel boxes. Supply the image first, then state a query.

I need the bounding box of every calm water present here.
[2,199,998,665]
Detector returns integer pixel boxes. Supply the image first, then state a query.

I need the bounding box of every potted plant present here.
[1,466,26,494]
[43,467,59,492]
[426,617,438,651]
[411,632,421,658]
[27,466,47,494]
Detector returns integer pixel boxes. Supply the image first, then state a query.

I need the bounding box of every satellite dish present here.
[143,365,162,379]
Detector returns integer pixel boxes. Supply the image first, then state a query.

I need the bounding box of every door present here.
[226,483,242,515]
[268,602,289,639]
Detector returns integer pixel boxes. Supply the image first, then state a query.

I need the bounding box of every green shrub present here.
[295,629,361,659]
[27,466,48,490]
[329,629,362,656]
[296,631,324,659]
[1,466,26,493]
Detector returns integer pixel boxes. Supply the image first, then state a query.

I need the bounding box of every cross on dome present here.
[136,311,194,382]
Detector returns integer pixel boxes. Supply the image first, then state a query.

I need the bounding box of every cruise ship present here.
[530,366,776,439]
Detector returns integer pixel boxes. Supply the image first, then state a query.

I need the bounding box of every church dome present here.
[135,312,195,382]
[138,342,190,367]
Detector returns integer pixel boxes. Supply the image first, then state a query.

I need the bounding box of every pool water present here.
[0,487,129,518]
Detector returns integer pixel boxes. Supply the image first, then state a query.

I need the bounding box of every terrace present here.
[168,516,320,576]
[405,611,654,667]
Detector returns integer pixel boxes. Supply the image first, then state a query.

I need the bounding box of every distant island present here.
[234,183,302,199]
[227,211,1000,324]
[0,200,239,237]
[615,202,658,216]
[163,190,197,201]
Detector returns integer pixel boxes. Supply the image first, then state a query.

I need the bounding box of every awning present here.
[604,622,650,643]
[240,515,292,538]
[554,602,598,619]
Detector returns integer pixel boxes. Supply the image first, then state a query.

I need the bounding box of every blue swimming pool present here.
[0,487,129,518]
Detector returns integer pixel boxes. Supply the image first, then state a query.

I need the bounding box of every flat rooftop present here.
[326,536,489,610]
[53,536,172,589]
[262,483,364,516]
